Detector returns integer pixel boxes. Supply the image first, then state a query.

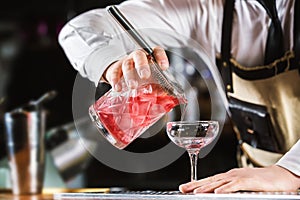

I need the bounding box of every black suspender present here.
[219,0,234,93]
[294,0,300,71]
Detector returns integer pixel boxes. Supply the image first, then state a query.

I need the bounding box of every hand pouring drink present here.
[89,6,187,149]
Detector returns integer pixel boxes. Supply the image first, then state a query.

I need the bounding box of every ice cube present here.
[117,113,133,132]
[148,104,165,116]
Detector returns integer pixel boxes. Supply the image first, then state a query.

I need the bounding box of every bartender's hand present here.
[179,165,300,194]
[103,46,169,91]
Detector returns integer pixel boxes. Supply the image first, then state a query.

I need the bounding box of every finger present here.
[122,58,138,89]
[193,179,230,194]
[214,175,265,194]
[105,60,123,91]
[131,50,151,79]
[179,179,211,193]
[214,180,244,194]
[179,181,199,193]
[179,173,227,193]
[153,46,169,70]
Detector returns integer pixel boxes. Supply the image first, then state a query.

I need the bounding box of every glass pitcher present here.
[89,56,187,149]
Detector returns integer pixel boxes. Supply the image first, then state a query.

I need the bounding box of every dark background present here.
[0,0,237,190]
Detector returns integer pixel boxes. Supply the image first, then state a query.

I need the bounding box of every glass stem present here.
[188,151,199,182]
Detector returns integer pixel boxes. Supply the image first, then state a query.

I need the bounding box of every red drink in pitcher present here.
[89,83,187,149]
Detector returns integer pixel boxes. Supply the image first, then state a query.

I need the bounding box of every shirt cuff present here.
[276,139,300,176]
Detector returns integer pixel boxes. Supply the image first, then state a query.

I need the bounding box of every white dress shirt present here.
[58,0,300,176]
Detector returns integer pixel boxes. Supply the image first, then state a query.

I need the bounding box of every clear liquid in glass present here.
[166,121,219,181]
[171,137,214,152]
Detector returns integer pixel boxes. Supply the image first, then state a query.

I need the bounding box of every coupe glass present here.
[166,121,219,181]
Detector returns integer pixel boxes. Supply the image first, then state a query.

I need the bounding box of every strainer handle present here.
[107,5,154,56]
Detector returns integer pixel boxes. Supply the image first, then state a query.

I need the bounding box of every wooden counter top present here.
[0,188,109,200]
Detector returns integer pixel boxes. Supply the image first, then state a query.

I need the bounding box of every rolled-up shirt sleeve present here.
[58,0,221,86]
[58,9,129,85]
[276,139,300,176]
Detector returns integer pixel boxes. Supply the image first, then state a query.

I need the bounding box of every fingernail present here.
[160,60,169,69]
[113,83,121,92]
[193,189,200,194]
[179,184,188,192]
[127,79,138,89]
[139,69,150,79]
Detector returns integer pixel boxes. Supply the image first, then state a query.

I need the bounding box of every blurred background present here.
[0,0,237,191]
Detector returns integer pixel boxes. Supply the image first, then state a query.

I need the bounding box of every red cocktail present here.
[89,83,187,149]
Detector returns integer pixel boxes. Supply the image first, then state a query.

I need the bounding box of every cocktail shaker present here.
[4,106,46,194]
[4,91,56,194]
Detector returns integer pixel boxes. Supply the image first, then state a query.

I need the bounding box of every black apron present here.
[217,0,300,167]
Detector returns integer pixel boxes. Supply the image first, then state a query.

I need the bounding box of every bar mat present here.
[54,190,300,200]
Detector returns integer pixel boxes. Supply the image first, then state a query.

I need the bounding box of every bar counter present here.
[0,188,109,200]
[1,188,300,200]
